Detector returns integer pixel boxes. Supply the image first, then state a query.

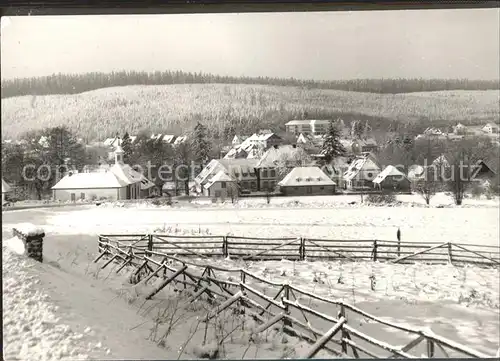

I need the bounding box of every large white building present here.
[52,147,155,202]
[285,120,331,135]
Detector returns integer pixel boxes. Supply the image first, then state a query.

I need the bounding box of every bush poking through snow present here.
[192,342,220,359]
[366,192,397,204]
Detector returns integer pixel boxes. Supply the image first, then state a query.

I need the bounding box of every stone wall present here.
[12,227,45,263]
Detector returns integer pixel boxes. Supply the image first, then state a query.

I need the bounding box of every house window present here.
[70,193,76,202]
[270,169,276,178]
[269,181,275,189]
[263,181,269,190]
[242,181,249,189]
[214,191,221,198]
[80,193,85,200]
[251,181,257,191]
[262,169,268,178]
[221,182,226,189]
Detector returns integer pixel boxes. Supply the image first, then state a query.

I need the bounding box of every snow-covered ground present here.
[2,237,106,360]
[5,197,497,246]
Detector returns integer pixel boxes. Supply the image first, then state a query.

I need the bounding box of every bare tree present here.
[415,167,438,205]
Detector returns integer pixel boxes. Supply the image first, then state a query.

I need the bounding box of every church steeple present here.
[114,146,124,165]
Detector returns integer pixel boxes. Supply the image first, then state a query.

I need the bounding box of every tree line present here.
[2,70,498,99]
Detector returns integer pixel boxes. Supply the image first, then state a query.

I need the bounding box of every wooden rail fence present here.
[94,236,497,359]
[98,233,500,267]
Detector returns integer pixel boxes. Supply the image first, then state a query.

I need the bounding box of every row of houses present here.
[415,122,500,143]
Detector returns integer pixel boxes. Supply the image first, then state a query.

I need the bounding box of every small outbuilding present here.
[278,166,336,196]
[372,165,411,192]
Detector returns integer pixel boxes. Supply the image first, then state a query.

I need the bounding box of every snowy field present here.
[4,193,499,246]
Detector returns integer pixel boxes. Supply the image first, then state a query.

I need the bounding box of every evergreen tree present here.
[191,122,211,166]
[121,132,133,164]
[321,120,346,165]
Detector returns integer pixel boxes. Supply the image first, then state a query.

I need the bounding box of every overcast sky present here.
[1,8,499,81]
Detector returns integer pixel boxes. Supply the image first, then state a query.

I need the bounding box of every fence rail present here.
[94,235,497,359]
[98,233,500,267]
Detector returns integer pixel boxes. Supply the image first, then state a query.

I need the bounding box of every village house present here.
[202,170,238,199]
[372,165,411,192]
[254,144,310,192]
[278,166,336,196]
[246,132,284,150]
[52,147,155,201]
[194,158,259,194]
[342,154,381,190]
[482,123,500,134]
[2,178,12,204]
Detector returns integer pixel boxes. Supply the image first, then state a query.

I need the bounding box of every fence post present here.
[397,227,401,257]
[447,242,453,264]
[299,237,305,261]
[282,284,293,330]
[222,236,228,258]
[147,234,153,257]
[426,339,435,358]
[339,305,348,355]
[372,240,378,261]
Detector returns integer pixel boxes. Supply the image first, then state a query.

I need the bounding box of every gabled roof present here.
[484,122,499,128]
[162,134,177,143]
[52,162,155,190]
[373,165,408,184]
[2,179,12,193]
[256,145,305,168]
[174,136,187,144]
[110,163,155,190]
[343,156,380,181]
[204,170,234,189]
[52,171,128,189]
[278,167,336,187]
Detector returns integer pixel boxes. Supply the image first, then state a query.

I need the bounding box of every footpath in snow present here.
[2,236,178,360]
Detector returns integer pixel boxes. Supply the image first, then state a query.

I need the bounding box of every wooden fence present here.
[98,234,500,267]
[94,237,496,359]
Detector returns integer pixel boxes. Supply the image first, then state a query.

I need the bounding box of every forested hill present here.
[1,70,499,99]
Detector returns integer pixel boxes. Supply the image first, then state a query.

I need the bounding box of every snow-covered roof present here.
[104,137,121,147]
[2,179,12,193]
[52,161,155,190]
[162,134,176,143]
[285,119,331,126]
[110,164,155,190]
[256,145,303,168]
[174,136,187,145]
[408,165,425,179]
[278,167,336,187]
[204,170,234,189]
[373,165,408,184]
[484,123,500,129]
[343,156,380,181]
[52,171,128,189]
